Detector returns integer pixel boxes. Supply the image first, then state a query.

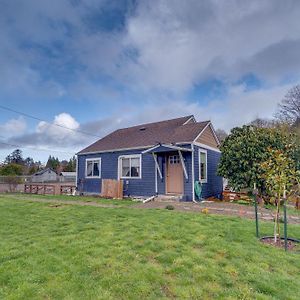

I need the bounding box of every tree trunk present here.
[274,194,281,243]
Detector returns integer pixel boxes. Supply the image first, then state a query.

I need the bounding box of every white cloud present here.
[6,113,88,152]
[1,0,300,161]
[205,83,294,130]
[112,83,293,132]
[124,0,300,91]
[1,0,300,97]
[36,113,80,138]
[0,116,27,137]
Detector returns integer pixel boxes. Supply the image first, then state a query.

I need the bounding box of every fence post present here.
[283,188,288,251]
[253,183,259,238]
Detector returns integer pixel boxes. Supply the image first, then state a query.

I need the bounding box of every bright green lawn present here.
[1,193,136,206]
[0,196,299,299]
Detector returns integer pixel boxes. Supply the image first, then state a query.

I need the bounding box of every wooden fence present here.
[24,183,76,195]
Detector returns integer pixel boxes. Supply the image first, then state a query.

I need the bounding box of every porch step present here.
[155,194,183,202]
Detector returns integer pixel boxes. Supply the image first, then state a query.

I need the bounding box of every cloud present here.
[0,81,292,157]
[8,113,84,149]
[123,0,300,91]
[1,0,300,160]
[206,83,293,131]
[1,0,300,98]
[0,117,27,137]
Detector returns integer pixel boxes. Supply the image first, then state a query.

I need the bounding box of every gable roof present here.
[32,168,56,176]
[78,115,211,154]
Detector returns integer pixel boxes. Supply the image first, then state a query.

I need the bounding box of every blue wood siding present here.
[193,145,223,199]
[77,144,222,200]
[77,149,156,197]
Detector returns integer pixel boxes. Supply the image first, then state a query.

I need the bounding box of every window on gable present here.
[199,150,207,183]
[86,158,101,178]
[120,155,141,178]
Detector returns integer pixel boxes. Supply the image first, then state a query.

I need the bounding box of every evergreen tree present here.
[5,149,24,165]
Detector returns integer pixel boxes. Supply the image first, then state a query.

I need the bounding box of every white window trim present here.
[199,149,208,183]
[85,157,101,179]
[118,154,142,179]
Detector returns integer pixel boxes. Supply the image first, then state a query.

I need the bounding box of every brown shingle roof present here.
[78,115,210,154]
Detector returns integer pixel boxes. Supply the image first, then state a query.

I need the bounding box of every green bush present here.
[165,205,174,210]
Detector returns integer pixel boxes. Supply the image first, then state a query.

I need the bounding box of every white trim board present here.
[178,150,188,180]
[192,122,221,147]
[191,143,195,202]
[193,142,221,153]
[199,149,208,184]
[193,122,211,143]
[183,116,196,125]
[78,145,154,155]
[142,143,192,154]
[208,123,221,146]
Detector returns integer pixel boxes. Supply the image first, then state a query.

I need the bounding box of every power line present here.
[0,138,76,155]
[0,104,101,138]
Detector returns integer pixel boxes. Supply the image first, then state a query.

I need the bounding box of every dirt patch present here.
[133,201,300,224]
[48,203,67,208]
[260,237,300,251]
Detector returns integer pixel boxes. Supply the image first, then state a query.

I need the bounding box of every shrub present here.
[165,205,174,210]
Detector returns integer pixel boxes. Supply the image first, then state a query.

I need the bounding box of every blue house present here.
[77,115,223,201]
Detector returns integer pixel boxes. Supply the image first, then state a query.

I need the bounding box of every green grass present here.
[0,195,300,299]
[263,203,300,216]
[0,193,136,206]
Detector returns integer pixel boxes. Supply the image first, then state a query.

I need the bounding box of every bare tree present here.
[276,85,300,125]
[249,118,276,128]
[215,129,228,142]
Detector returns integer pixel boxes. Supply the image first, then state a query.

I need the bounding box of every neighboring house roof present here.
[32,168,56,176]
[59,172,76,176]
[78,115,212,154]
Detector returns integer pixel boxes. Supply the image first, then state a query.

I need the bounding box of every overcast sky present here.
[1,0,300,163]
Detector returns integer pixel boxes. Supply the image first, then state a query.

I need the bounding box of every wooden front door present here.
[166,154,183,194]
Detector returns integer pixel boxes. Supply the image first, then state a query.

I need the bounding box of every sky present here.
[1,0,300,163]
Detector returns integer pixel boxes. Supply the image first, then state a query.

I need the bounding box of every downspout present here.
[192,143,197,203]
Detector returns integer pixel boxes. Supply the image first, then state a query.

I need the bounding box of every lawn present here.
[0,193,136,206]
[0,195,300,299]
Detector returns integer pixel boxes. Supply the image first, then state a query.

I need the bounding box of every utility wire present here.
[0,104,101,138]
[0,138,76,155]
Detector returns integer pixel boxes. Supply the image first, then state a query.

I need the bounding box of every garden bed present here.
[260,236,300,251]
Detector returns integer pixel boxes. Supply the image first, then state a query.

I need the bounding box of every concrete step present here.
[155,194,183,202]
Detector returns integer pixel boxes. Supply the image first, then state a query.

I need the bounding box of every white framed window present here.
[199,149,207,183]
[119,154,142,179]
[85,158,101,178]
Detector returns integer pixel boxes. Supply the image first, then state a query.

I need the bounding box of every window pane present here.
[122,158,130,167]
[200,152,207,180]
[131,158,140,167]
[131,158,140,177]
[86,161,93,177]
[93,161,100,176]
[122,167,130,177]
[131,166,140,177]
[121,158,130,177]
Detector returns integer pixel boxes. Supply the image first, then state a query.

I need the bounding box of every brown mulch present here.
[260,237,300,251]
